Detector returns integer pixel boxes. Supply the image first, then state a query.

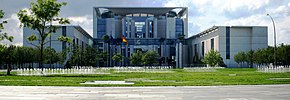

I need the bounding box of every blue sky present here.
[0,0,289,46]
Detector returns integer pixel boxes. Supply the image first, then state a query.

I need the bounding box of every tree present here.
[130,50,143,66]
[0,44,6,68]
[246,50,254,68]
[0,10,14,75]
[98,51,108,67]
[82,46,98,66]
[102,34,110,66]
[0,10,13,42]
[17,0,69,71]
[43,47,59,68]
[253,49,263,66]
[234,51,247,67]
[203,49,222,67]
[2,45,16,75]
[142,50,160,65]
[112,53,124,66]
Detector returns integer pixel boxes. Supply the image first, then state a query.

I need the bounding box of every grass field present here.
[0,68,290,86]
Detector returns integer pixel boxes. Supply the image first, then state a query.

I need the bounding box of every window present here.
[149,21,154,38]
[127,48,130,57]
[97,19,106,38]
[194,44,197,54]
[175,19,183,38]
[76,38,79,45]
[202,42,204,57]
[62,26,66,50]
[62,26,66,36]
[226,27,230,59]
[98,43,103,47]
[211,38,214,50]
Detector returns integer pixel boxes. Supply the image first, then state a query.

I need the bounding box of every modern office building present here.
[23,25,93,52]
[92,7,268,68]
[186,26,268,68]
[93,7,188,67]
[22,7,268,68]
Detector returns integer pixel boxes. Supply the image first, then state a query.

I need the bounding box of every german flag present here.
[122,35,128,45]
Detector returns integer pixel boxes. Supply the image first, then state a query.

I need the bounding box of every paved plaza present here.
[0,85,289,100]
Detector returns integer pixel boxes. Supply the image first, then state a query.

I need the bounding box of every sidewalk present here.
[0,85,289,100]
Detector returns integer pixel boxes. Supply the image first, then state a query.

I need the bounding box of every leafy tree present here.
[0,10,13,42]
[102,34,110,66]
[2,45,16,75]
[203,49,222,67]
[0,10,14,75]
[234,51,247,67]
[112,53,124,65]
[43,47,59,68]
[98,51,108,67]
[246,50,254,68]
[276,44,287,65]
[142,50,160,65]
[17,0,69,70]
[82,46,99,66]
[68,45,81,67]
[253,49,263,65]
[0,44,6,68]
[102,34,110,43]
[130,50,143,66]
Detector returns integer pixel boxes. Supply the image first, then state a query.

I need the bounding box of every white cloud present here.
[1,13,23,46]
[68,15,93,36]
[1,0,290,46]
[224,0,270,11]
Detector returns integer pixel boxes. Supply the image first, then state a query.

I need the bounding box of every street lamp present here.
[267,14,277,66]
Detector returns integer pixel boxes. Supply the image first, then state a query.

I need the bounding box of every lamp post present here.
[267,14,277,66]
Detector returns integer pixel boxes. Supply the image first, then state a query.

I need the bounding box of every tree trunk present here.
[40,44,44,71]
[6,63,11,75]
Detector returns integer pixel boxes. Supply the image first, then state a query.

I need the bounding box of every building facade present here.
[22,7,269,68]
[93,7,188,67]
[186,26,268,68]
[23,25,93,52]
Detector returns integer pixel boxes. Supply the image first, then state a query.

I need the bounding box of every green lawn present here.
[0,68,289,86]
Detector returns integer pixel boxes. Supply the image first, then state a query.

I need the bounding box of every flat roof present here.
[187,26,267,39]
[94,7,187,16]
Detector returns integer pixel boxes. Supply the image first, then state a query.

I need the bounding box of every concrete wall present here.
[186,26,268,68]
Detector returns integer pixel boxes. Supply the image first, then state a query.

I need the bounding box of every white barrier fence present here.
[257,64,290,73]
[17,66,110,75]
[183,67,224,72]
[17,66,174,75]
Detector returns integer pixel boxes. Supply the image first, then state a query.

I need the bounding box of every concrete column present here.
[179,43,183,68]
[145,19,148,38]
[154,18,158,38]
[131,20,135,39]
[122,18,126,37]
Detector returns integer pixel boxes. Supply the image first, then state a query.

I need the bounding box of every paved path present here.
[0,85,290,100]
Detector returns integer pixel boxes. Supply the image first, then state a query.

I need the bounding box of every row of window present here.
[97,17,184,39]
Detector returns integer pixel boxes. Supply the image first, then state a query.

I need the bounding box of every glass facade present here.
[226,27,230,59]
[132,17,147,38]
[97,19,106,38]
[176,18,183,38]
[125,21,132,38]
